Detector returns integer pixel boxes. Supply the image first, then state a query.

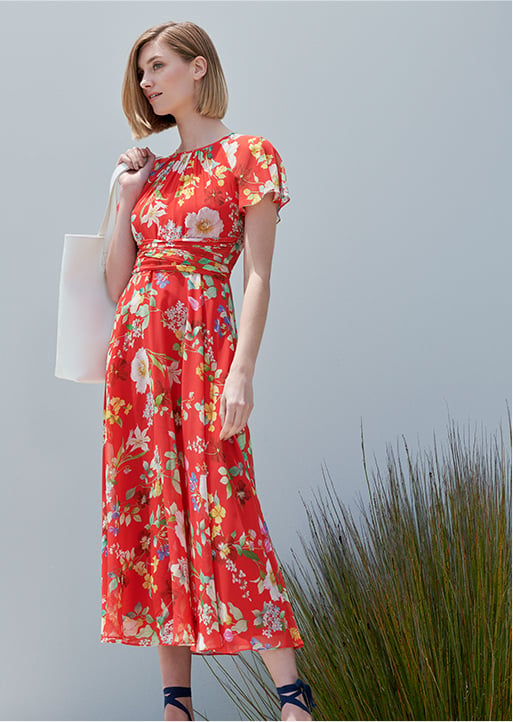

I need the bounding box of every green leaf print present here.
[232,619,248,633]
[204,285,217,299]
[241,549,260,562]
[228,602,244,621]
[229,465,241,478]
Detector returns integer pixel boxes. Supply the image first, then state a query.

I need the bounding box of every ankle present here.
[276,678,315,721]
[163,686,193,721]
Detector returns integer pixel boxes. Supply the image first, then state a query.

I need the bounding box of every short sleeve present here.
[236,136,291,223]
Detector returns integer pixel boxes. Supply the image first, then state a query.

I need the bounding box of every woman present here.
[103,20,314,721]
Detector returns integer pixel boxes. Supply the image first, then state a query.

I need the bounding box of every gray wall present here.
[0,1,510,720]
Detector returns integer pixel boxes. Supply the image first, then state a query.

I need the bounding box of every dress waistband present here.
[133,238,237,279]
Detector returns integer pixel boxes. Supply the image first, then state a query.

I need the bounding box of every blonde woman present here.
[102,21,314,721]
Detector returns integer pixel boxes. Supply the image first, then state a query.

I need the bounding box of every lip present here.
[147,92,162,102]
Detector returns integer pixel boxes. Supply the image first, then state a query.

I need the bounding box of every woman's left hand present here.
[219,368,254,440]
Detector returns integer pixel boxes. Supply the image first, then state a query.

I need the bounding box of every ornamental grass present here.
[207,418,512,720]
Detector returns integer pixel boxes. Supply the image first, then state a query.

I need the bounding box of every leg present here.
[259,648,313,721]
[157,645,194,721]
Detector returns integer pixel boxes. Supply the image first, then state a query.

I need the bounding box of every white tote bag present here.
[55,162,129,383]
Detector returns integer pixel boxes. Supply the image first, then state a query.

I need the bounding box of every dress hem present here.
[100,636,305,655]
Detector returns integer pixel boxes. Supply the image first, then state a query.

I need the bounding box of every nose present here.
[139,73,151,89]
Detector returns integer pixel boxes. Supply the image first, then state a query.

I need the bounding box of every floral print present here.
[101,134,302,653]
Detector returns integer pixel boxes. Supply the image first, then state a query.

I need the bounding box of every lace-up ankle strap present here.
[163,686,192,720]
[276,678,315,714]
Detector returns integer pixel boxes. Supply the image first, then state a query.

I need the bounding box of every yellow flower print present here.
[143,572,158,594]
[104,397,131,425]
[111,397,126,414]
[210,502,226,526]
[214,165,227,185]
[176,174,199,206]
[263,152,274,169]
[134,561,146,576]
[249,139,264,159]
[204,402,217,427]
[290,627,301,641]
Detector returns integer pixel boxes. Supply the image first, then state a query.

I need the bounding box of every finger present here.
[118,152,139,172]
[118,153,133,167]
[136,147,148,168]
[219,394,226,426]
[220,414,234,440]
[220,405,237,440]
[221,404,247,440]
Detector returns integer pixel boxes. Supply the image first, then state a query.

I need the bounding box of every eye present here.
[152,62,163,71]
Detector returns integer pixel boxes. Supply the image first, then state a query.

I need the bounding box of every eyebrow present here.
[137,55,163,72]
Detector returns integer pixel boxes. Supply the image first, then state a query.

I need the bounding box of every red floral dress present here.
[101,133,303,653]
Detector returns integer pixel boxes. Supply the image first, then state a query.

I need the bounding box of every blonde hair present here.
[122,21,229,139]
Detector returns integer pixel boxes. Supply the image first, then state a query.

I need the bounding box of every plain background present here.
[0,0,510,720]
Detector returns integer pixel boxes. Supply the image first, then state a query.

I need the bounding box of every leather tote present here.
[55,162,129,383]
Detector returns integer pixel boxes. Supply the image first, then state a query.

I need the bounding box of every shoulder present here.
[221,133,286,171]
[225,133,281,154]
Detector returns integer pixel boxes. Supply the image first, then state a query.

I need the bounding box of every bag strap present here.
[99,162,130,236]
[99,162,130,271]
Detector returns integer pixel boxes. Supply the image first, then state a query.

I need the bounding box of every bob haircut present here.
[122,21,229,139]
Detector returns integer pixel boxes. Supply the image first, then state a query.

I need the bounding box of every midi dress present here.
[101,132,304,654]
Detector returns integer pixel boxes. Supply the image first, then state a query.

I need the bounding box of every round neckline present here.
[170,132,236,157]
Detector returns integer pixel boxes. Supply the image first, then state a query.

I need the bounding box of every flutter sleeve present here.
[236,136,291,223]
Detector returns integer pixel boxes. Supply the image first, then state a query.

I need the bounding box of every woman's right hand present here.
[117,146,156,205]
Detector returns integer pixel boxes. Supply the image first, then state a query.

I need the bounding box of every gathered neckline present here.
[170,132,236,157]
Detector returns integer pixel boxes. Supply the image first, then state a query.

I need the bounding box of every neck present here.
[174,114,232,153]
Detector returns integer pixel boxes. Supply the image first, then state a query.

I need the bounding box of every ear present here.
[191,55,208,81]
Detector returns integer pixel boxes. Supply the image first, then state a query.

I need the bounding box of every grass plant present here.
[207,419,511,720]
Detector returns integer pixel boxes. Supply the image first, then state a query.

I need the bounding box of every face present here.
[137,39,205,117]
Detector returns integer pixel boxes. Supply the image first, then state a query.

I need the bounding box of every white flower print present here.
[160,619,174,644]
[143,391,155,425]
[141,200,167,228]
[162,301,187,333]
[262,559,283,601]
[217,599,230,625]
[158,219,183,242]
[131,349,150,394]
[261,602,286,637]
[174,509,187,550]
[130,289,144,314]
[259,177,278,200]
[170,557,190,591]
[167,360,181,385]
[200,154,215,174]
[184,207,223,238]
[127,426,151,453]
[172,153,192,173]
[222,138,238,169]
[199,473,208,502]
[186,274,202,291]
[196,633,207,652]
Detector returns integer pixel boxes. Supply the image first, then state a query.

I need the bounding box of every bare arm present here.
[219,193,278,440]
[105,146,155,302]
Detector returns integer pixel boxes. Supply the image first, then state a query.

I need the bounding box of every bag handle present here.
[99,161,130,271]
[99,162,130,236]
